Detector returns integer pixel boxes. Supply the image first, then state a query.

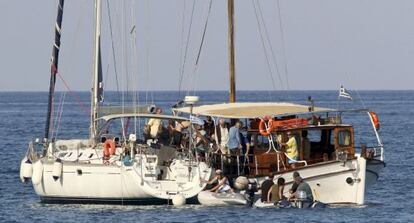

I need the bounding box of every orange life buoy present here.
[259,118,274,136]
[369,111,380,130]
[103,139,116,158]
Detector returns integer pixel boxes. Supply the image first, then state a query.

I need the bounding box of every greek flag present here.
[339,85,352,100]
[190,115,204,125]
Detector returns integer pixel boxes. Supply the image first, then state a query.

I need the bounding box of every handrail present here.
[209,152,310,176]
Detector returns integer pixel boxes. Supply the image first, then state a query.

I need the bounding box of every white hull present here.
[30,142,213,204]
[256,156,369,205]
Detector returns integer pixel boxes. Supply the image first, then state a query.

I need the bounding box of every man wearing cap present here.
[281,131,299,167]
[289,171,313,203]
[202,169,233,193]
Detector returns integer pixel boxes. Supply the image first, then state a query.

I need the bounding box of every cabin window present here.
[338,130,351,146]
[307,130,321,143]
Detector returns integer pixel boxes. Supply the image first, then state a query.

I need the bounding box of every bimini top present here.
[173,102,333,119]
[98,113,189,122]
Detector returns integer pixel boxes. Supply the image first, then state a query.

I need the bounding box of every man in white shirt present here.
[215,118,229,154]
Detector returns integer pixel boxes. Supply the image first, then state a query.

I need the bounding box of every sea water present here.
[1,91,413,223]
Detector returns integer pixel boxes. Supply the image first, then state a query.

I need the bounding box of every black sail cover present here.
[97,41,104,102]
[45,0,64,141]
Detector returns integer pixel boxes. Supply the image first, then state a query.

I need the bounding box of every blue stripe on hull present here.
[40,196,199,205]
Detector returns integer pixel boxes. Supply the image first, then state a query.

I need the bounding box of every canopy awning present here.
[98,113,189,122]
[98,105,154,117]
[173,102,333,119]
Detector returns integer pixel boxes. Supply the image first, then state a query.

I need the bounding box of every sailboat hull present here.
[32,155,213,205]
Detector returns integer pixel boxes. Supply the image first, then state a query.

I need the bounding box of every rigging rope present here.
[106,0,121,98]
[52,91,67,140]
[177,0,187,98]
[144,0,154,105]
[56,72,90,116]
[120,0,127,142]
[255,0,285,92]
[178,0,196,97]
[188,0,213,95]
[130,0,140,136]
[275,0,291,91]
[252,0,277,95]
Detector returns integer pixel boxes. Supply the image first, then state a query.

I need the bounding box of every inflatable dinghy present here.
[198,191,247,206]
[254,199,291,208]
[253,199,276,208]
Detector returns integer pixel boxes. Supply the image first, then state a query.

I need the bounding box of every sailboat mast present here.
[44,0,65,142]
[227,0,236,103]
[90,0,102,140]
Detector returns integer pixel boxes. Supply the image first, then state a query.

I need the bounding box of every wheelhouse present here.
[173,102,381,178]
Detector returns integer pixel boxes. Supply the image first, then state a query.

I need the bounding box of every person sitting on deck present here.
[289,171,300,195]
[260,172,274,202]
[146,108,163,139]
[281,131,299,168]
[267,177,286,203]
[203,169,233,193]
[289,171,314,203]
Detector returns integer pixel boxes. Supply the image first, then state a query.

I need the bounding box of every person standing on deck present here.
[204,116,215,140]
[281,131,299,168]
[228,121,242,155]
[215,118,229,154]
[147,108,163,139]
[240,124,251,174]
[228,121,242,174]
[228,121,242,161]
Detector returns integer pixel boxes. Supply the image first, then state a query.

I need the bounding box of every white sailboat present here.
[19,0,212,205]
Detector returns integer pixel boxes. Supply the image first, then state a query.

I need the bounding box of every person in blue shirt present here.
[240,125,251,174]
[228,121,242,175]
[228,121,242,154]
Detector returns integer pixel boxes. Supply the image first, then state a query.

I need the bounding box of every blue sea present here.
[1,91,413,223]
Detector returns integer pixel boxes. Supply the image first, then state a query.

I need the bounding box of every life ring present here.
[103,139,116,158]
[259,118,274,136]
[369,111,380,130]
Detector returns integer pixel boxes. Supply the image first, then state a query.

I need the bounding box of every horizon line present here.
[1,89,413,93]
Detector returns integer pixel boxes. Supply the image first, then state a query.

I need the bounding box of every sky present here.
[1,0,414,92]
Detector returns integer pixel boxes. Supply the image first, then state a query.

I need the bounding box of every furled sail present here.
[97,42,104,102]
[44,0,65,141]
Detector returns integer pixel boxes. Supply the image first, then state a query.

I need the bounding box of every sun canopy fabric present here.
[99,113,189,122]
[173,102,333,119]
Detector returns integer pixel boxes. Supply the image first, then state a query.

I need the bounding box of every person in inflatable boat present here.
[203,169,234,193]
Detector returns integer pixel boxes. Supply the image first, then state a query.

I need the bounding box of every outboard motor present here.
[295,190,307,209]
[245,180,258,207]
